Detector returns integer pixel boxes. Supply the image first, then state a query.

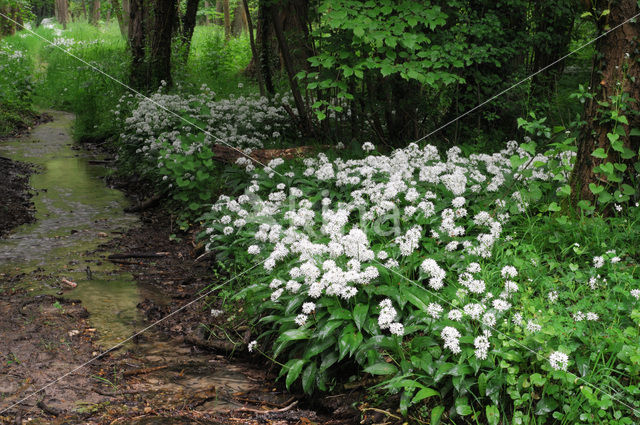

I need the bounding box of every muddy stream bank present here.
[0,112,358,425]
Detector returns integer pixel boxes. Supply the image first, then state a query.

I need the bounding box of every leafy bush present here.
[114,89,298,222]
[199,141,640,423]
[0,40,37,136]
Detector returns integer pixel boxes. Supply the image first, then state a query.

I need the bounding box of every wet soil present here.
[0,113,363,425]
[0,156,36,237]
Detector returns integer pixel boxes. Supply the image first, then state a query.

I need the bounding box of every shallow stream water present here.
[0,112,255,416]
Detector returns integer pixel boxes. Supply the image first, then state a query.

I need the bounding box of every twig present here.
[108,252,169,260]
[123,365,168,377]
[235,400,298,414]
[109,259,150,266]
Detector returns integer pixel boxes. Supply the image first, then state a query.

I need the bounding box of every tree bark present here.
[223,0,231,40]
[148,0,177,89]
[179,0,200,61]
[243,0,264,96]
[80,0,88,20]
[90,0,101,25]
[128,0,146,90]
[111,0,127,38]
[570,0,640,206]
[55,0,69,29]
[268,3,310,134]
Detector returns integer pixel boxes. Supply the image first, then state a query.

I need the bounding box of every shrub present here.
[199,140,640,423]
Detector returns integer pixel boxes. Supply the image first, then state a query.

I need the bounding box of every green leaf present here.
[353,26,365,38]
[486,405,500,425]
[591,148,608,159]
[431,406,445,425]
[353,303,368,331]
[412,387,439,403]
[589,183,604,195]
[622,184,635,196]
[629,128,640,137]
[478,373,487,396]
[278,329,310,342]
[285,359,306,390]
[510,155,527,169]
[535,397,559,415]
[364,362,398,376]
[547,202,561,212]
[317,320,344,339]
[301,362,317,394]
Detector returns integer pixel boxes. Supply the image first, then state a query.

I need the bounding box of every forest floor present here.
[0,115,365,425]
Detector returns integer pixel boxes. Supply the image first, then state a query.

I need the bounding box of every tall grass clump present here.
[34,22,129,142]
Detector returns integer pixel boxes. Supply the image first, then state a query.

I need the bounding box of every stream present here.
[0,112,271,421]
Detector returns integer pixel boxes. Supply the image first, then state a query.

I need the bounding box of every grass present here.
[0,20,257,143]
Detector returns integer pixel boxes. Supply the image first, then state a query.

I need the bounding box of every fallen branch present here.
[123,365,168,377]
[108,252,169,260]
[91,387,143,397]
[109,259,150,266]
[235,400,298,414]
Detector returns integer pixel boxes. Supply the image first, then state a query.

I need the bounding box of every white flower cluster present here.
[116,90,297,165]
[205,139,571,358]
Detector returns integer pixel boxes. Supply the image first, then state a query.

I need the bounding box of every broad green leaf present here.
[364,362,398,375]
[285,359,306,390]
[588,183,604,195]
[301,362,317,394]
[353,303,368,331]
[431,405,445,425]
[278,329,310,342]
[486,405,500,425]
[591,148,608,159]
[412,387,439,403]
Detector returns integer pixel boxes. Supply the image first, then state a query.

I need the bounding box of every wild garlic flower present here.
[549,351,569,371]
[441,326,462,354]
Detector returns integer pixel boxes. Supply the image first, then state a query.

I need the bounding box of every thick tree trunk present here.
[570,0,640,206]
[232,2,247,36]
[110,0,127,37]
[223,0,231,40]
[148,0,177,89]
[80,0,88,20]
[55,0,69,29]
[90,0,101,25]
[257,1,275,95]
[128,0,146,90]
[269,3,310,134]
[179,0,200,61]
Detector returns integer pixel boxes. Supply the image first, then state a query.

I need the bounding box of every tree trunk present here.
[55,0,69,29]
[269,3,310,134]
[242,0,264,96]
[257,0,275,95]
[232,2,247,35]
[110,0,127,38]
[90,0,101,25]
[149,0,177,89]
[570,0,640,206]
[128,0,146,90]
[80,0,88,20]
[223,0,231,40]
[179,0,200,61]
